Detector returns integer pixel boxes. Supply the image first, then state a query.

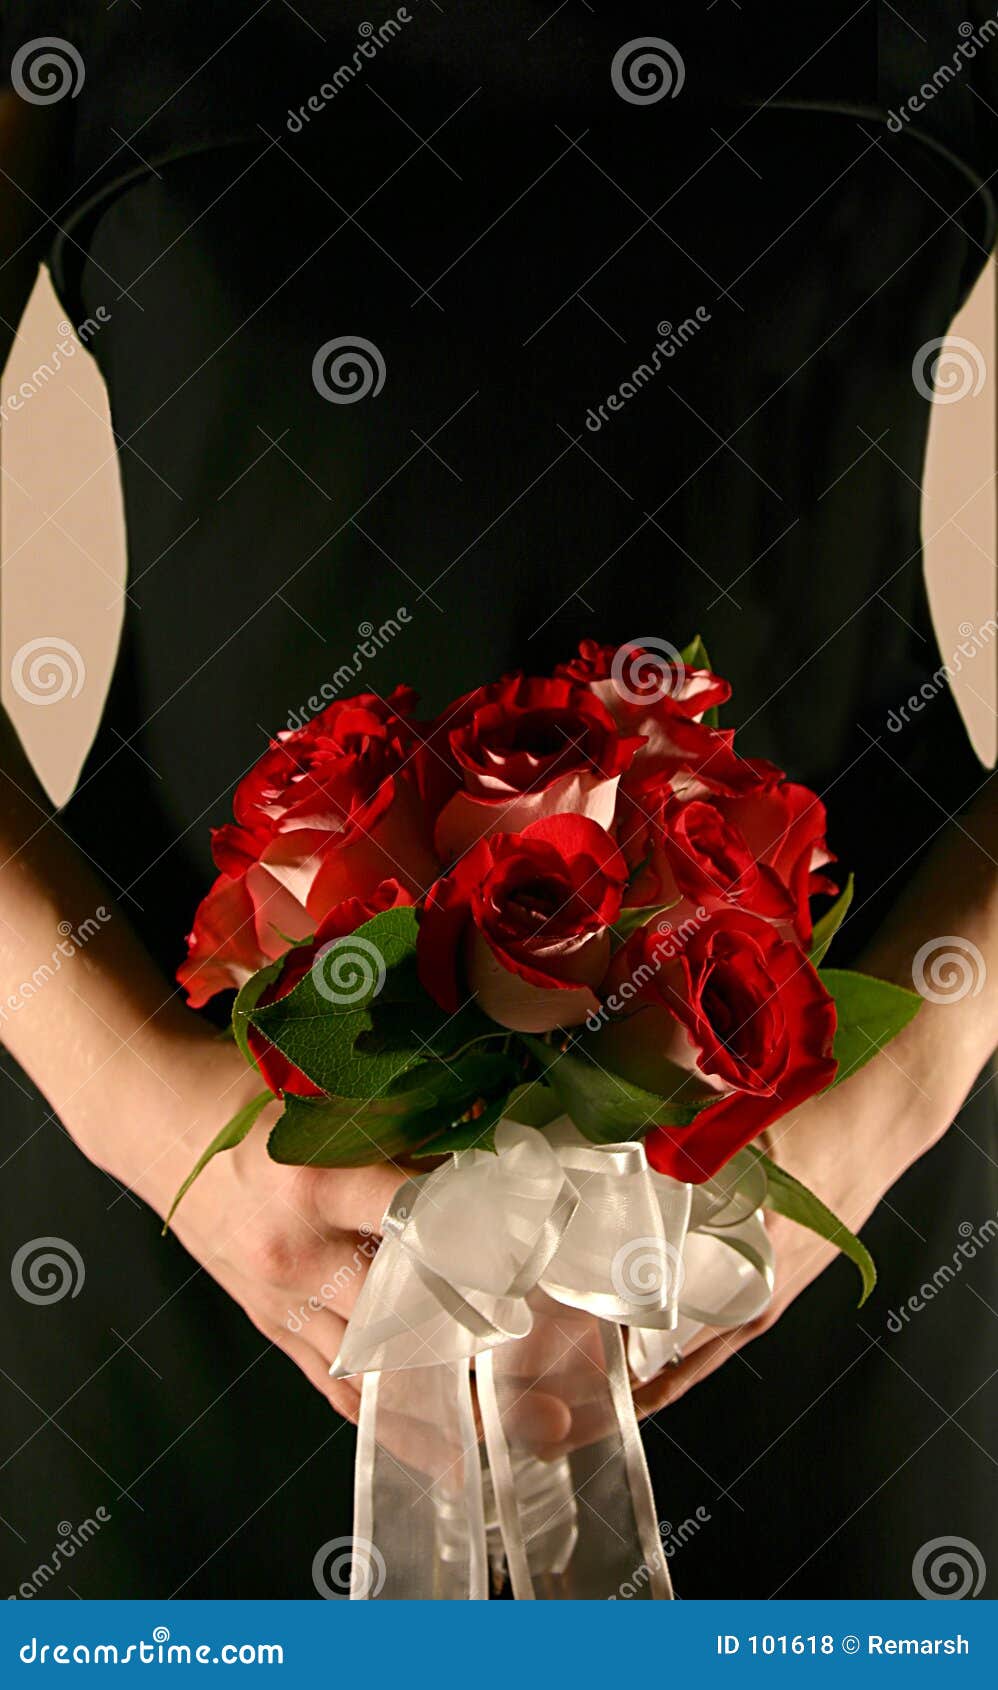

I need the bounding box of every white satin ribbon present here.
[330,1118,774,1600]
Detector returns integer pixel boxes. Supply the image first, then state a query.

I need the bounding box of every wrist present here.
[70,1010,264,1217]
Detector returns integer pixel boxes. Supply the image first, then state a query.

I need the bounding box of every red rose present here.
[619,711,782,798]
[418,813,628,1033]
[556,637,731,727]
[432,674,642,860]
[177,686,438,1006]
[248,880,415,1097]
[556,638,766,797]
[598,908,837,1182]
[619,775,832,946]
[710,782,834,947]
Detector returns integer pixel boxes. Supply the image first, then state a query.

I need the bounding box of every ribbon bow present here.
[331,1118,773,1600]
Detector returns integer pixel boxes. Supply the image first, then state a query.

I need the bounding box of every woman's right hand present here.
[93,1029,405,1427]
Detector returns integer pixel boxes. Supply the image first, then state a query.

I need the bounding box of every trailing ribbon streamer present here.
[330,1118,774,1600]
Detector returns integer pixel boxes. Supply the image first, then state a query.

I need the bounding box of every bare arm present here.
[638,774,998,1411]
[0,94,400,1422]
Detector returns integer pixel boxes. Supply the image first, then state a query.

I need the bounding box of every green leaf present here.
[267,1092,431,1166]
[809,874,854,967]
[409,1094,511,1159]
[232,959,284,1067]
[164,1091,272,1232]
[751,1149,877,1305]
[822,967,922,1088]
[611,902,676,946]
[266,1050,518,1168]
[248,906,490,1099]
[679,634,719,726]
[503,1078,563,1128]
[524,1037,702,1143]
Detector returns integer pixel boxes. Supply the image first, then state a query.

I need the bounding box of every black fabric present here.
[0,2,996,1598]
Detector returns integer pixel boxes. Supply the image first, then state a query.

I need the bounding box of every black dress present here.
[1,1,996,1597]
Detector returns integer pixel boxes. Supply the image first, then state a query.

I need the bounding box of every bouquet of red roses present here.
[171,634,916,1278]
[169,635,920,1600]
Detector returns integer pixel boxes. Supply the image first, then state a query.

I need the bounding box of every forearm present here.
[0,707,216,1192]
[858,772,998,1118]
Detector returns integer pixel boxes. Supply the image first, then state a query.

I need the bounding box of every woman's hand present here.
[630,1038,944,1415]
[116,1032,405,1427]
[633,770,998,1415]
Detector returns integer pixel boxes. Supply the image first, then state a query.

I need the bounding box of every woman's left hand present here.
[632,932,994,1416]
